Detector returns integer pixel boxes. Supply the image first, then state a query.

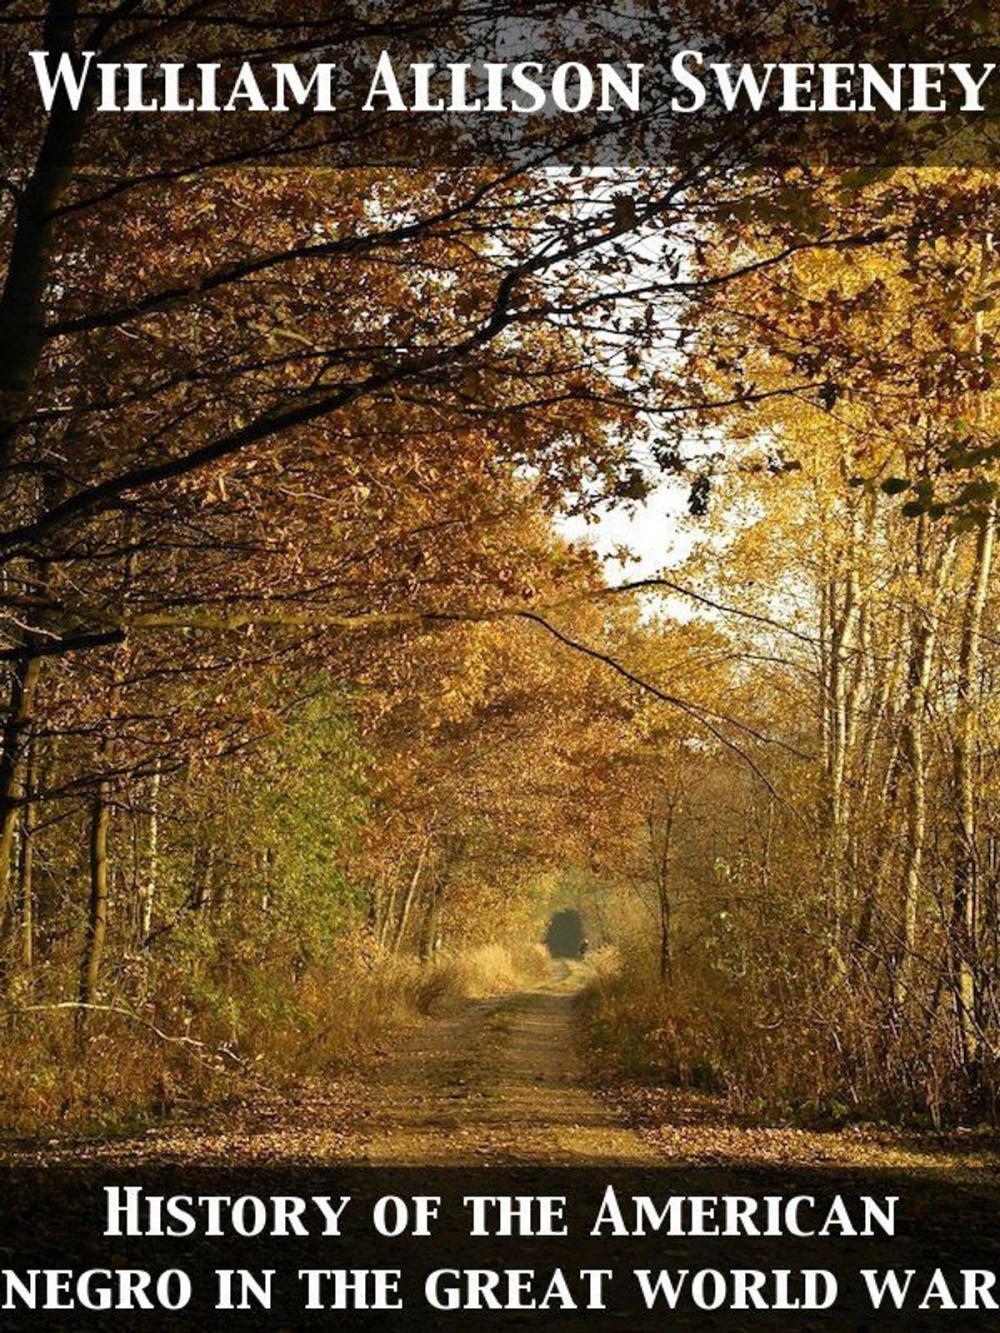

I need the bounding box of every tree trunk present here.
[261,846,273,914]
[657,887,672,983]
[951,513,993,1075]
[78,779,110,1024]
[0,655,42,936]
[824,493,865,945]
[950,233,996,1078]
[76,544,131,1019]
[17,727,38,970]
[195,844,215,913]
[830,537,860,884]
[393,840,429,955]
[0,0,85,468]
[377,873,400,949]
[647,794,679,984]
[419,873,446,961]
[893,529,957,1013]
[138,765,160,939]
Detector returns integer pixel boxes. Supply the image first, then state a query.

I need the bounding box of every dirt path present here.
[351,960,655,1165]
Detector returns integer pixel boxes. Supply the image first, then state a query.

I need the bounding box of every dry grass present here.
[414,941,551,1008]
[582,932,1000,1128]
[0,935,552,1140]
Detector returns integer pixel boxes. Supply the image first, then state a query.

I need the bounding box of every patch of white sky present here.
[559,475,696,578]
[543,165,747,617]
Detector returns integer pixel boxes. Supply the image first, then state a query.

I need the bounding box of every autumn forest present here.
[2,6,1000,1154]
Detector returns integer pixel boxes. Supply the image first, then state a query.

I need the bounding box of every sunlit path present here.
[351,963,657,1166]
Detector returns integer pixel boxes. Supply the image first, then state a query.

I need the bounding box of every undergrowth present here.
[580,938,999,1130]
[0,936,550,1139]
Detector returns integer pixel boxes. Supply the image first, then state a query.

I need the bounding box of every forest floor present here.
[10,959,1000,1183]
[6,962,1000,1329]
